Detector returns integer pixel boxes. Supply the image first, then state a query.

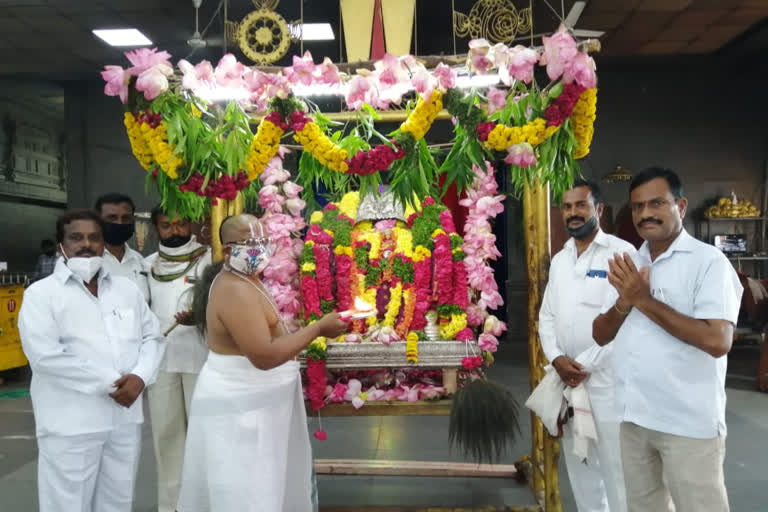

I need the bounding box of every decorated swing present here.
[102,9,598,507]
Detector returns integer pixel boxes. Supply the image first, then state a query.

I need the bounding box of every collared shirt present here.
[539,230,637,390]
[102,244,149,301]
[144,249,211,374]
[18,259,163,437]
[601,229,743,438]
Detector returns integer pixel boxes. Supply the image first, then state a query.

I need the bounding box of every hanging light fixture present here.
[601,165,633,184]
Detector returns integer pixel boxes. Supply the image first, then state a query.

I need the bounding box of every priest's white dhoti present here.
[176,353,313,512]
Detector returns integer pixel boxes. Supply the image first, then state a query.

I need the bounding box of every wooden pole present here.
[522,179,561,512]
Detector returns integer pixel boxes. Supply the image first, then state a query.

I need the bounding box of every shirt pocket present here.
[654,287,693,316]
[105,308,139,343]
[580,275,610,307]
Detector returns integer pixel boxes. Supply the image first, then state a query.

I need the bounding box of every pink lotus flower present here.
[474,195,506,218]
[214,54,246,88]
[344,333,362,343]
[263,255,298,283]
[315,57,341,85]
[411,70,436,101]
[345,76,371,110]
[124,48,172,75]
[261,161,291,185]
[101,65,130,103]
[504,142,537,168]
[486,87,507,114]
[433,63,456,90]
[479,289,504,311]
[563,52,597,89]
[540,25,578,81]
[284,51,315,86]
[374,53,410,85]
[466,304,488,326]
[135,67,170,100]
[285,197,306,217]
[258,185,286,213]
[500,45,539,85]
[469,39,494,73]
[282,181,303,199]
[264,213,304,240]
[367,389,386,401]
[178,59,215,91]
[329,382,347,403]
[344,379,363,401]
[483,315,507,337]
[478,333,499,352]
[351,396,365,409]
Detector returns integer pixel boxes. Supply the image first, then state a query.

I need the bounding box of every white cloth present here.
[103,244,149,302]
[600,229,743,439]
[18,259,163,437]
[147,371,198,512]
[563,383,598,461]
[37,423,141,512]
[145,241,211,374]
[540,230,637,389]
[525,365,567,436]
[177,353,313,512]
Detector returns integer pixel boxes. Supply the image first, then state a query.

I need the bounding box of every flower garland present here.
[246,112,286,180]
[544,82,586,127]
[400,90,444,141]
[306,336,327,411]
[346,142,406,175]
[290,111,349,173]
[300,239,323,321]
[179,170,250,201]
[140,116,184,179]
[123,112,154,171]
[572,88,597,159]
[406,331,419,363]
[480,118,560,152]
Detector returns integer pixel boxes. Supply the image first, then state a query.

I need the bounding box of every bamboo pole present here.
[210,192,245,263]
[522,179,561,512]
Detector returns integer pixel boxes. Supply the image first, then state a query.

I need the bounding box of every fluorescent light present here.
[456,74,500,89]
[297,23,335,41]
[92,28,152,47]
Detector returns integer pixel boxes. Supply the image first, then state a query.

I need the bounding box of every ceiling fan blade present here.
[573,29,605,38]
[565,1,586,28]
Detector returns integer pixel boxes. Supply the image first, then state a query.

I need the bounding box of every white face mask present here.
[60,244,103,283]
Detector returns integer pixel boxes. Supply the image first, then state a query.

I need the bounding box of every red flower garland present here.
[346,141,406,176]
[313,244,334,302]
[452,259,470,308]
[301,274,322,319]
[544,82,586,127]
[306,358,327,411]
[476,121,496,142]
[433,233,454,306]
[179,170,250,201]
[410,256,432,330]
[265,110,289,131]
[461,355,483,370]
[335,253,353,311]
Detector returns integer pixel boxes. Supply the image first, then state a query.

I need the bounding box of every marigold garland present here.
[246,112,285,180]
[141,118,183,179]
[572,88,597,159]
[382,281,403,327]
[291,111,349,173]
[406,331,419,363]
[482,118,560,152]
[123,112,154,171]
[400,90,444,141]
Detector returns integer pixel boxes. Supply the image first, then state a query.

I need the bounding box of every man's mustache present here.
[638,218,662,227]
[75,249,96,256]
[566,216,585,224]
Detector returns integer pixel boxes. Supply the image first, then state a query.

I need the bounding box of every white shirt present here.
[145,249,211,374]
[19,259,163,437]
[601,229,743,438]
[102,244,149,301]
[539,230,637,389]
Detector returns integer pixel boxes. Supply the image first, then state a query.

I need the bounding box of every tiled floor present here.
[1,341,767,511]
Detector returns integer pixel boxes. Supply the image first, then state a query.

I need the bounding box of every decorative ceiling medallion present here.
[453,0,533,45]
[231,0,292,65]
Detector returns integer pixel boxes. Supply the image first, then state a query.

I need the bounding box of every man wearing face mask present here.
[594,168,742,512]
[95,193,149,301]
[539,179,635,512]
[177,214,348,512]
[144,205,211,512]
[18,209,163,512]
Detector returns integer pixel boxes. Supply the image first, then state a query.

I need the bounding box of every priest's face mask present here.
[224,220,272,275]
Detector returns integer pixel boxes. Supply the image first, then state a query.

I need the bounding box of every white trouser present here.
[561,386,626,512]
[147,370,199,512]
[37,423,141,512]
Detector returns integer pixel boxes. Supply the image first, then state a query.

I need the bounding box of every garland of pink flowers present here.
[459,162,508,352]
[256,148,307,332]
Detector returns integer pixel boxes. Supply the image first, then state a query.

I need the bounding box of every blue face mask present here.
[227,241,271,275]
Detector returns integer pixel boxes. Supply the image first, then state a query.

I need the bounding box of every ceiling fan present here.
[565,1,605,39]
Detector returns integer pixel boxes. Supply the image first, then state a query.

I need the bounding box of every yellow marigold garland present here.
[439,312,468,340]
[394,225,413,257]
[142,120,183,179]
[572,88,597,160]
[123,113,153,171]
[294,121,349,173]
[382,282,403,327]
[484,118,560,152]
[400,90,444,141]
[338,191,360,220]
[310,211,324,224]
[246,119,284,180]
[405,331,419,363]
[412,245,431,263]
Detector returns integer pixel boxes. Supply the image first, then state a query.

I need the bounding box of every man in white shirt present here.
[144,205,211,512]
[18,209,163,512]
[96,193,149,301]
[539,180,633,512]
[593,168,743,512]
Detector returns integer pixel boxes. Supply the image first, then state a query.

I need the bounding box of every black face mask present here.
[103,222,135,246]
[566,216,598,240]
[160,234,192,248]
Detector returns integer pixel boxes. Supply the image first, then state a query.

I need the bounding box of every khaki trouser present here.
[620,422,729,512]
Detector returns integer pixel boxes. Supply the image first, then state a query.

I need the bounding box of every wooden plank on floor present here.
[315,459,518,478]
[307,399,452,416]
[319,506,542,512]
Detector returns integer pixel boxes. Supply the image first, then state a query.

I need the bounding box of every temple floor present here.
[1,341,767,511]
